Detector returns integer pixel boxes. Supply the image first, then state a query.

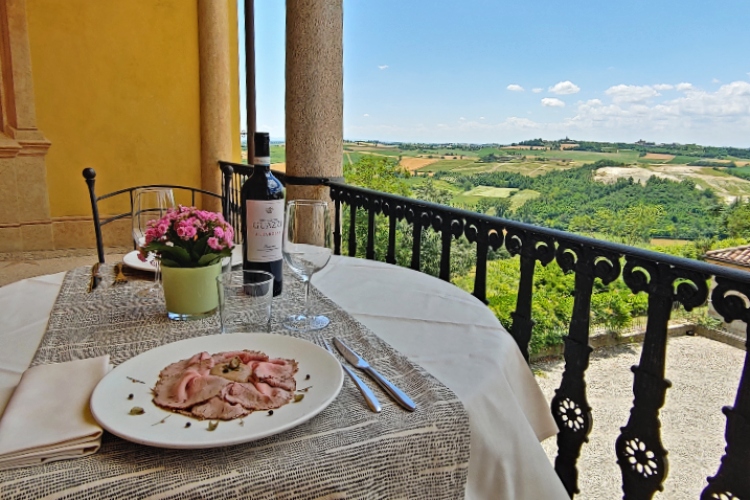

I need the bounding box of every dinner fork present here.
[113,263,128,285]
[315,337,381,413]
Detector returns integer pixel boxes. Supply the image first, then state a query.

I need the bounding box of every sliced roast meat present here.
[223,382,293,411]
[252,359,298,392]
[153,369,231,410]
[190,396,251,420]
[153,349,298,419]
[212,350,269,365]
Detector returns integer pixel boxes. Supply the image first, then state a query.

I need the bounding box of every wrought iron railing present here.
[220,160,750,499]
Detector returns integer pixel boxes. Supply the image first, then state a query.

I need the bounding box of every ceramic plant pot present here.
[161,262,222,320]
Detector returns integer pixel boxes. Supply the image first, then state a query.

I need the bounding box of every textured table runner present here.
[1,264,470,499]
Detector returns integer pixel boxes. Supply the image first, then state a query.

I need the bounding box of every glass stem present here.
[154,259,161,288]
[302,277,312,317]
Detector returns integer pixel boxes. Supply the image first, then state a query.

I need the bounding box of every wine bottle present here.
[241,132,284,296]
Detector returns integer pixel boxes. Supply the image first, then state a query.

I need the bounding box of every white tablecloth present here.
[0,256,567,499]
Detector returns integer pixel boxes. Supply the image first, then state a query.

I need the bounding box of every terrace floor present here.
[533,336,745,499]
[0,248,746,499]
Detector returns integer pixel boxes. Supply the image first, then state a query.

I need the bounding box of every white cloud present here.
[712,78,721,84]
[378,65,389,70]
[542,97,566,108]
[479,116,485,120]
[566,81,750,142]
[343,82,750,146]
[605,84,660,103]
[507,84,524,92]
[459,117,466,120]
[532,88,543,93]
[676,82,694,91]
[363,113,369,117]
[653,84,674,91]
[549,81,580,95]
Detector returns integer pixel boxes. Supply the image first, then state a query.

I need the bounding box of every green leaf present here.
[198,253,221,266]
[160,258,182,268]
[193,238,209,259]
[149,244,192,266]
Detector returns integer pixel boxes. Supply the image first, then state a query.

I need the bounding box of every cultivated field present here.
[261,141,750,210]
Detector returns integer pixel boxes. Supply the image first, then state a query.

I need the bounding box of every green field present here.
[270,145,286,164]
[257,140,750,210]
[463,186,519,198]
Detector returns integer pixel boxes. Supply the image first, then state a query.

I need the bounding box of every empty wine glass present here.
[282,199,333,331]
[132,187,175,297]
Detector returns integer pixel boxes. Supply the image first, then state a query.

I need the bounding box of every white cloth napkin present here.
[0,356,111,470]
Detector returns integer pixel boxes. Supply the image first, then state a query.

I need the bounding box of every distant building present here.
[703,245,750,336]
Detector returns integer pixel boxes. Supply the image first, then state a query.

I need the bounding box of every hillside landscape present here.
[264,138,750,243]
[254,138,750,354]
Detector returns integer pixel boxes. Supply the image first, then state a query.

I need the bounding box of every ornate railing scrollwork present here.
[552,242,621,496]
[701,280,750,500]
[221,169,750,500]
[617,259,709,499]
[506,228,556,363]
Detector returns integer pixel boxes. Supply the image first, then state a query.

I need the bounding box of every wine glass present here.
[282,199,333,331]
[131,187,175,297]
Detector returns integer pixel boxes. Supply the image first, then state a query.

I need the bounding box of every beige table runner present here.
[0,265,470,499]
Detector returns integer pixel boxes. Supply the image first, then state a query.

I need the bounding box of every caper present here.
[129,406,145,415]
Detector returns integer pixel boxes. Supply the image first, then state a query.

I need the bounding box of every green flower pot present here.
[161,262,222,320]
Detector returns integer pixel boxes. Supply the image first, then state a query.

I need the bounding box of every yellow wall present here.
[228,2,242,164]
[26,0,240,219]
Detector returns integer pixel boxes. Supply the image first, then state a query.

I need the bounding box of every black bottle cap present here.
[254,132,270,157]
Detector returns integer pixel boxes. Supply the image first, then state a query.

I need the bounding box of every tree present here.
[725,200,750,238]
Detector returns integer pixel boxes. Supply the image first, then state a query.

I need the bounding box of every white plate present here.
[90,333,344,449]
[122,246,242,273]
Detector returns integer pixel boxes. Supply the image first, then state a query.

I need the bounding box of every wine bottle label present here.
[245,200,284,262]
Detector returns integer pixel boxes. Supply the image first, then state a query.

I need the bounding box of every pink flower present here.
[140,205,235,267]
[207,237,223,251]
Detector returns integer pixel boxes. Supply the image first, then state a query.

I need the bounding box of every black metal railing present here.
[220,161,750,500]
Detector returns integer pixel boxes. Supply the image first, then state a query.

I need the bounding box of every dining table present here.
[0,254,568,499]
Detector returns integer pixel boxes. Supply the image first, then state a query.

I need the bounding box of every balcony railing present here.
[219,160,750,499]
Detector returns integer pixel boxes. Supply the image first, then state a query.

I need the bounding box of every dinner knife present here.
[88,262,102,292]
[333,338,417,412]
[323,340,381,413]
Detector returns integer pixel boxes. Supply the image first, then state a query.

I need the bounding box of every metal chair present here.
[82,166,234,263]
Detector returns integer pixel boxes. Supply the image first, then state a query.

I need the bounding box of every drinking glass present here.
[131,187,175,297]
[282,199,333,331]
[217,270,275,333]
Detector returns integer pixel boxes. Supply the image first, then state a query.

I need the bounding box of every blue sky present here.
[241,0,750,147]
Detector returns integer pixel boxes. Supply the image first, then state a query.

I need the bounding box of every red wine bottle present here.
[241,132,284,296]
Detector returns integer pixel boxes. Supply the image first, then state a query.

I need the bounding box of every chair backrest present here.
[82,167,234,263]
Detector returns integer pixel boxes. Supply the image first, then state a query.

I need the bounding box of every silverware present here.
[88,263,102,292]
[113,263,128,285]
[322,340,381,413]
[333,337,416,412]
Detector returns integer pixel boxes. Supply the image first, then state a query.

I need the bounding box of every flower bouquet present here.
[139,206,235,320]
[140,206,235,268]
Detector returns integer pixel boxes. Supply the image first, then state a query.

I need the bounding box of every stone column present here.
[198,0,233,212]
[285,0,343,202]
[0,0,52,252]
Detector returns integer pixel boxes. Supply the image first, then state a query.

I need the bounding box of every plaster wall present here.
[22,0,240,248]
